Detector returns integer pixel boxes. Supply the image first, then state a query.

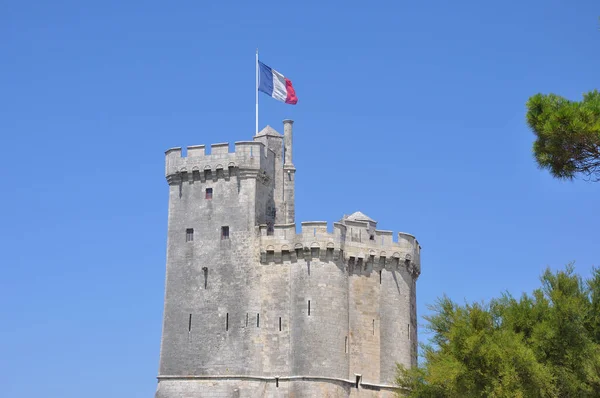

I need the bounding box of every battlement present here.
[258,220,421,278]
[165,141,276,183]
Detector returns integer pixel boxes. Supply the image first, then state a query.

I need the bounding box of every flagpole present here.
[255,48,259,135]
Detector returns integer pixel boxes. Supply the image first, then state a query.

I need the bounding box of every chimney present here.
[283,119,293,165]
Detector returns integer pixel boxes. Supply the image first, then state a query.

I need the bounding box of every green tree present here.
[526,90,600,181]
[397,264,600,397]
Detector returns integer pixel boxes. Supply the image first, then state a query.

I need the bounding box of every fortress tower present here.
[155,120,421,397]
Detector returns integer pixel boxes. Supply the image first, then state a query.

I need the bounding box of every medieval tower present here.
[155,120,421,397]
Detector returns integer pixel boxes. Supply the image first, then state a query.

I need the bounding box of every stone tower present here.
[155,120,421,397]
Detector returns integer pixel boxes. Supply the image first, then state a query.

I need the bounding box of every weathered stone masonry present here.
[156,120,421,397]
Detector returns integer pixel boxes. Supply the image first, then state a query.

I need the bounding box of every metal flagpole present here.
[256,48,259,135]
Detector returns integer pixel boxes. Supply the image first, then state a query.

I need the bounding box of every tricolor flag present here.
[258,61,298,105]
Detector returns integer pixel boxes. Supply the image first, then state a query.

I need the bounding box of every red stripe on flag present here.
[284,78,298,105]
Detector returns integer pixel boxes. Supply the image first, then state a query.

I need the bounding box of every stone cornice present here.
[156,374,405,392]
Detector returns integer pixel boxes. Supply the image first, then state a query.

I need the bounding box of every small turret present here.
[254,125,285,224]
[283,119,296,224]
[283,119,293,165]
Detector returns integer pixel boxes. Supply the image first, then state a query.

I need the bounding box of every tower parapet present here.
[165,141,275,184]
[258,219,421,278]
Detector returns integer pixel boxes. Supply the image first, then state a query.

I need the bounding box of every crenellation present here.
[164,141,281,184]
[300,221,328,239]
[258,220,419,275]
[210,142,230,155]
[187,144,205,157]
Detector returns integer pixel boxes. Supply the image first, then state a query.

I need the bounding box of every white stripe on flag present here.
[271,69,287,102]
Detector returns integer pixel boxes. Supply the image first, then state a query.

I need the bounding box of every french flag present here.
[258,61,298,105]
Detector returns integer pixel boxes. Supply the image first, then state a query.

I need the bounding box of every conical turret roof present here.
[346,211,376,223]
[255,125,283,137]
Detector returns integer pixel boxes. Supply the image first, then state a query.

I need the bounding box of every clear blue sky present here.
[1,1,599,396]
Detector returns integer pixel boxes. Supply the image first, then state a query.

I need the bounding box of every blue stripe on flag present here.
[258,61,274,96]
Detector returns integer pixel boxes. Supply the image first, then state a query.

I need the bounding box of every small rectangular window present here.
[279,317,282,331]
[221,226,229,240]
[325,248,333,262]
[205,188,213,199]
[311,248,319,259]
[308,300,311,316]
[188,314,192,332]
[257,313,260,327]
[186,228,194,242]
[226,313,229,331]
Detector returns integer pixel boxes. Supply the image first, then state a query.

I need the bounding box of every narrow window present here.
[186,228,194,242]
[311,247,319,259]
[257,313,260,327]
[308,300,311,316]
[345,336,348,353]
[370,234,375,241]
[379,270,382,284]
[221,226,229,239]
[203,267,208,289]
[326,248,333,262]
[279,317,282,331]
[188,314,192,332]
[226,313,229,331]
[205,187,213,199]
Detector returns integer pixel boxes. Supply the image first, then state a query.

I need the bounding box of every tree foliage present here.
[397,264,600,397]
[526,90,600,181]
